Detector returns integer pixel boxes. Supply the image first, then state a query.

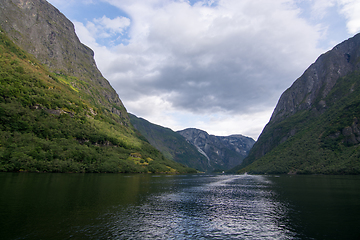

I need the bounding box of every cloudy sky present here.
[47,0,360,140]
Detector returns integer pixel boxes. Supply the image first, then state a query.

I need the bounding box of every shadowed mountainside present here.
[130,114,212,172]
[178,128,255,171]
[233,33,360,174]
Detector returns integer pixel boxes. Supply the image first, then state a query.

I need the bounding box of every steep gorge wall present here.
[239,33,360,170]
[270,33,360,124]
[0,0,127,120]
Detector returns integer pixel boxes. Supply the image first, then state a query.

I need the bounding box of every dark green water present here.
[0,173,359,239]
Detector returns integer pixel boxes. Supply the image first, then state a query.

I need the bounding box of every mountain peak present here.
[270,33,360,124]
[0,0,195,174]
[177,128,255,170]
[0,0,127,121]
[235,33,360,174]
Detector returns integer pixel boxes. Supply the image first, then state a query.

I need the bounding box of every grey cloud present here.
[113,38,311,115]
[91,0,325,116]
[47,0,357,138]
[114,62,284,114]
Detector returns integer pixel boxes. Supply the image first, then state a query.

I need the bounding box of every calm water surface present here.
[0,173,360,239]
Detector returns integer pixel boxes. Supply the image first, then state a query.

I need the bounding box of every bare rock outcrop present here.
[0,0,128,120]
[270,33,360,124]
[177,128,255,170]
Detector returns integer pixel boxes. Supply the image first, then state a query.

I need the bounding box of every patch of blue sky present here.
[59,1,130,23]
[54,1,131,47]
[187,0,219,7]
[294,1,351,50]
[320,9,352,50]
[96,32,130,47]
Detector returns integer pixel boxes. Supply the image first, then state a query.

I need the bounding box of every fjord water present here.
[1,173,359,239]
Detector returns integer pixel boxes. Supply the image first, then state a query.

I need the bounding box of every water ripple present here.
[104,175,298,239]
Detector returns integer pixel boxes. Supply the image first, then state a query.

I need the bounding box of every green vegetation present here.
[236,71,360,175]
[0,30,195,174]
[129,114,208,172]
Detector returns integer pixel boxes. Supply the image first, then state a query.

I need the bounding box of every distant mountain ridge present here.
[234,33,360,174]
[0,0,195,173]
[129,114,255,172]
[129,114,210,172]
[178,128,255,171]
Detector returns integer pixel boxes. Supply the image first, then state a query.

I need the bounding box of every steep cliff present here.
[178,128,255,171]
[270,33,360,124]
[235,33,360,174]
[0,0,127,122]
[0,0,195,173]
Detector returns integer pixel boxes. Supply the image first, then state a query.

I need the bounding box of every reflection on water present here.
[1,173,360,239]
[106,175,296,239]
[270,175,360,240]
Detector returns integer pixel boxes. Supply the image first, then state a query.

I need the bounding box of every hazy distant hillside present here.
[178,128,255,171]
[234,33,360,174]
[129,114,211,172]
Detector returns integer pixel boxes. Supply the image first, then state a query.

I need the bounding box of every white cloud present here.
[73,21,99,47]
[47,0,95,9]
[74,16,130,47]
[309,0,336,19]
[132,103,274,140]
[93,15,131,36]
[195,109,275,140]
[71,0,327,139]
[305,0,360,34]
[337,0,360,34]
[50,0,355,139]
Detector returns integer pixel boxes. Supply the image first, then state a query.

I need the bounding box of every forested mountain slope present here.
[0,0,195,173]
[130,114,255,172]
[234,33,360,174]
[130,114,211,172]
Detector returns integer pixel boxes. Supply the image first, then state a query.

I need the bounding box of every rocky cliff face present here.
[177,128,255,170]
[129,114,211,172]
[0,0,196,174]
[235,33,360,174]
[270,33,360,124]
[0,0,127,121]
[254,33,360,159]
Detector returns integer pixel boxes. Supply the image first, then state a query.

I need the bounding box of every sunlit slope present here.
[0,0,127,116]
[0,30,195,173]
